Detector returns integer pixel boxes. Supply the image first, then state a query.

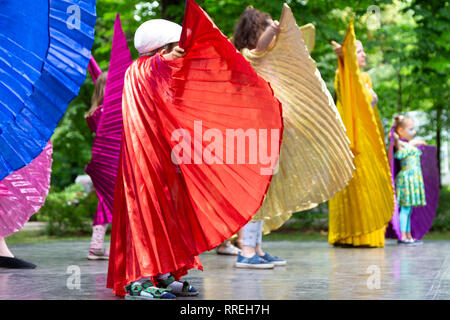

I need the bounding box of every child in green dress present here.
[392,115,427,244]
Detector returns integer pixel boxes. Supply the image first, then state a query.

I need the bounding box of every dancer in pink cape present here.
[85,14,133,260]
[0,0,96,268]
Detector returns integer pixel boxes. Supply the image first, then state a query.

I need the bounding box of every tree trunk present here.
[397,72,403,112]
[436,104,442,188]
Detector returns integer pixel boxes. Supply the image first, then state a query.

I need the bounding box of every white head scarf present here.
[134,19,182,54]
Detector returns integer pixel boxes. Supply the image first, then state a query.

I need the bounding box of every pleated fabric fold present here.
[85,15,133,226]
[299,23,316,53]
[88,56,103,83]
[328,21,394,247]
[241,4,354,235]
[107,0,283,296]
[0,0,97,181]
[386,126,440,240]
[0,142,52,237]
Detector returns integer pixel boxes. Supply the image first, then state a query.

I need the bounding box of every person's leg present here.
[236,221,274,269]
[155,273,198,296]
[88,224,109,260]
[241,221,259,258]
[406,209,422,244]
[399,206,412,241]
[406,208,413,240]
[235,229,243,249]
[254,221,287,266]
[0,237,13,258]
[157,273,182,291]
[255,221,265,256]
[0,237,36,269]
[125,276,176,300]
[91,224,107,249]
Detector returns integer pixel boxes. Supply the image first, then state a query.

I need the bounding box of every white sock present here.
[132,277,151,286]
[168,280,184,292]
[156,273,170,280]
[156,273,184,292]
[90,224,107,250]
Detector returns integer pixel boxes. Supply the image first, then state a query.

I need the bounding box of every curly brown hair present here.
[233,7,272,51]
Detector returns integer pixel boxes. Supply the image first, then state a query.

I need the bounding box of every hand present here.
[331,40,343,57]
[162,46,185,61]
[269,20,280,35]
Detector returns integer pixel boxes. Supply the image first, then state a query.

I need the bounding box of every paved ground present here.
[1,240,449,300]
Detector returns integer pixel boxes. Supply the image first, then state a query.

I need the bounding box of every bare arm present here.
[410,139,427,147]
[253,21,280,53]
[392,132,404,150]
[331,40,344,65]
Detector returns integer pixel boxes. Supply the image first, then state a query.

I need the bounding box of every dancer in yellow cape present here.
[329,21,394,247]
[232,4,354,267]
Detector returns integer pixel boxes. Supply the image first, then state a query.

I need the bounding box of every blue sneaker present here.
[259,253,287,266]
[235,253,274,269]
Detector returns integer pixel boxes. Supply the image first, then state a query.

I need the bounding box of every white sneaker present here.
[87,248,109,260]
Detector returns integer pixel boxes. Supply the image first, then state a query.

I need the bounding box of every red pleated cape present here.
[107,0,284,296]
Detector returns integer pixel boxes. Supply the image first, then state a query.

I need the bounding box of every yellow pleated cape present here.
[328,21,394,247]
[242,4,355,235]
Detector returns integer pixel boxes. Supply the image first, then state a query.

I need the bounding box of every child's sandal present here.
[124,281,176,300]
[157,276,199,297]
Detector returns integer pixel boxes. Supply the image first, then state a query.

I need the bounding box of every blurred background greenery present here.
[33,0,449,236]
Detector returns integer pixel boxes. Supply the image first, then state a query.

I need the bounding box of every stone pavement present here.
[1,240,449,300]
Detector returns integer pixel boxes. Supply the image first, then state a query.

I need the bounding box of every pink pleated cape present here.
[85,14,133,226]
[0,142,53,237]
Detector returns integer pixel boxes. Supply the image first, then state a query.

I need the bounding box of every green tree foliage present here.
[407,0,449,180]
[370,1,419,121]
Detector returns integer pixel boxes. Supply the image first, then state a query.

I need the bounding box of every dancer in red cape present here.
[107,0,283,299]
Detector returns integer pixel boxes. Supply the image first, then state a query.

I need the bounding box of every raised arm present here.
[331,40,344,65]
[253,20,280,53]
[390,131,404,151]
[410,139,427,147]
